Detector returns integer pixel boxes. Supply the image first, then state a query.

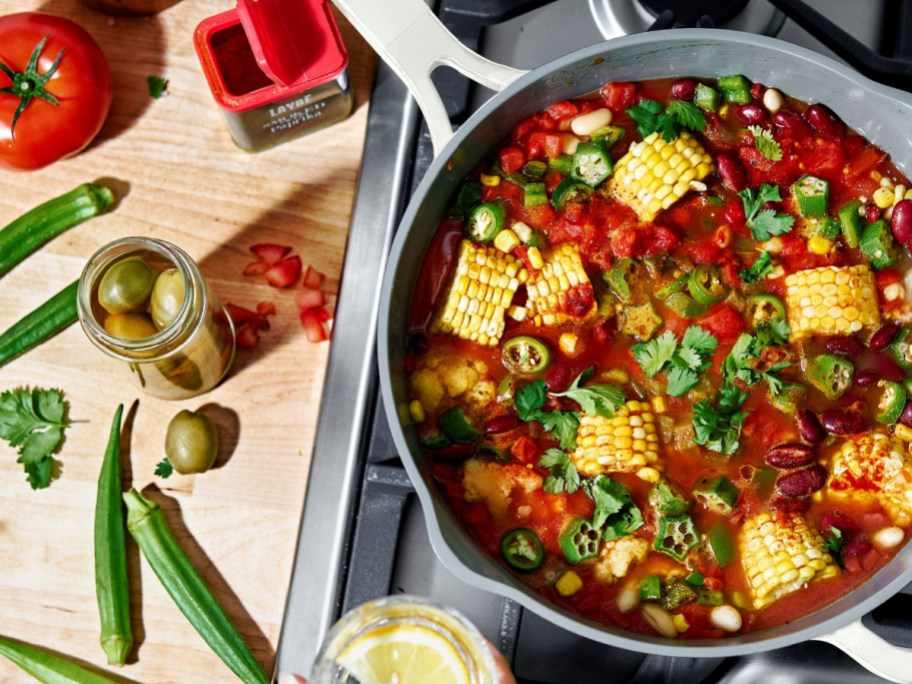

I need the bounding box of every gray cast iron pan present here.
[330,0,912,678]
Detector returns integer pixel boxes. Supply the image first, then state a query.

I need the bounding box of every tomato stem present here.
[0,35,64,140]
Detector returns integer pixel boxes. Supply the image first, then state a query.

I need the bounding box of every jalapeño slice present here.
[501,528,545,571]
[502,336,551,375]
[467,202,505,243]
[687,264,728,305]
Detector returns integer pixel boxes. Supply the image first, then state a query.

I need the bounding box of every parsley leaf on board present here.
[147,75,169,99]
[626,99,707,142]
[539,448,581,495]
[692,385,750,455]
[739,251,774,284]
[0,387,70,489]
[633,326,718,397]
[748,125,783,161]
[552,370,625,418]
[738,183,795,241]
[155,458,174,479]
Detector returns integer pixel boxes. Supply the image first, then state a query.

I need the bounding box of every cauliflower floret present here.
[463,459,542,522]
[408,346,493,414]
[592,536,650,584]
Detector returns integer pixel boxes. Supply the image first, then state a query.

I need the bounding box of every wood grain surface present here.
[0,2,375,682]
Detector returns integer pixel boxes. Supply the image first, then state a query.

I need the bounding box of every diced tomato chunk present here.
[265,255,303,288]
[297,287,326,310]
[698,303,746,342]
[499,145,525,174]
[545,100,579,121]
[303,265,325,290]
[250,243,292,264]
[876,268,902,291]
[600,82,636,112]
[511,435,539,464]
[300,308,329,343]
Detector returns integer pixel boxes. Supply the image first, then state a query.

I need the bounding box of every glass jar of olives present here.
[77,237,236,400]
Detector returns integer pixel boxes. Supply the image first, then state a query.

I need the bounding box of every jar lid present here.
[194,0,349,112]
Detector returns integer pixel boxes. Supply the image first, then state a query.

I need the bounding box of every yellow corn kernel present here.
[606,131,714,222]
[650,395,668,415]
[556,570,584,597]
[506,305,527,321]
[672,613,690,633]
[603,368,630,385]
[512,221,533,243]
[494,229,520,254]
[636,466,661,483]
[559,332,579,355]
[895,424,912,443]
[527,246,544,269]
[480,173,501,187]
[571,401,662,476]
[408,400,426,423]
[807,235,833,255]
[740,512,839,609]
[895,185,907,204]
[525,244,596,326]
[784,264,881,340]
[874,186,895,209]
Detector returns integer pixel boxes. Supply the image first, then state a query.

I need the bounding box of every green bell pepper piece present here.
[603,258,635,304]
[639,575,662,601]
[548,155,573,174]
[523,182,548,208]
[438,407,481,443]
[717,74,752,104]
[694,83,722,111]
[707,521,736,566]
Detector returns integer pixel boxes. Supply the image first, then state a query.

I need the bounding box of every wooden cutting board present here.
[0,1,375,682]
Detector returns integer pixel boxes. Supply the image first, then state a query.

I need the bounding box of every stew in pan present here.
[405,75,912,639]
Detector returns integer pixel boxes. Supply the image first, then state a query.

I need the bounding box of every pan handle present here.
[331,0,527,155]
[815,619,912,683]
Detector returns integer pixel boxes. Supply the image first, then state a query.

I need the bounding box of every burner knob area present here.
[638,0,750,27]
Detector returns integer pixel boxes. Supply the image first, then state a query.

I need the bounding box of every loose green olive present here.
[104,312,158,340]
[98,257,156,315]
[151,268,186,330]
[164,410,218,474]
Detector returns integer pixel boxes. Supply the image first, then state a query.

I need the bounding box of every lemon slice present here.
[337,623,472,684]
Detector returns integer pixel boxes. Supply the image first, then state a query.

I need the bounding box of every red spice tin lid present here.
[194,0,349,113]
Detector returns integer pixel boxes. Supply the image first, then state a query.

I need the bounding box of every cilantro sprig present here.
[155,458,174,478]
[0,387,70,489]
[626,99,707,142]
[632,326,718,397]
[551,370,625,417]
[539,448,581,494]
[738,183,795,241]
[692,385,749,455]
[823,526,845,569]
[147,75,169,99]
[748,125,783,161]
[584,476,644,540]
[739,251,773,284]
[722,329,792,395]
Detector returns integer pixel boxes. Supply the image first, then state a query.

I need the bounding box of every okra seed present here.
[710,605,743,632]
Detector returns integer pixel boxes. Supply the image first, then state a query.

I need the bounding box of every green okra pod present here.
[123,489,269,684]
[94,404,132,666]
[0,280,78,369]
[0,636,124,684]
[0,183,115,277]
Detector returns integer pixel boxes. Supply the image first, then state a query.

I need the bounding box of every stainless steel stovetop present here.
[274,1,912,682]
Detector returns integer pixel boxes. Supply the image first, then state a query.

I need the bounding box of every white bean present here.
[641,603,677,638]
[616,583,640,614]
[872,526,905,551]
[561,134,581,155]
[710,604,743,633]
[763,88,784,114]
[570,108,613,137]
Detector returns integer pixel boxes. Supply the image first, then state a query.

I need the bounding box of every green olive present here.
[150,268,186,330]
[103,312,158,339]
[98,257,156,315]
[164,410,218,474]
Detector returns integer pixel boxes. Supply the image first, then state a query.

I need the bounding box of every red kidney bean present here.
[891,199,912,246]
[820,405,868,435]
[776,464,827,498]
[766,443,816,469]
[870,322,901,352]
[899,403,912,427]
[434,443,475,462]
[843,135,866,157]
[733,103,767,124]
[872,353,906,382]
[805,103,846,137]
[484,414,521,435]
[853,369,880,387]
[823,335,865,357]
[866,202,882,224]
[796,408,826,444]
[716,151,747,192]
[772,110,811,138]
[408,332,429,356]
[770,496,810,514]
[820,511,858,534]
[671,78,697,100]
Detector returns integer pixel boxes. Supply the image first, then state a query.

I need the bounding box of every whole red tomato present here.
[0,12,113,171]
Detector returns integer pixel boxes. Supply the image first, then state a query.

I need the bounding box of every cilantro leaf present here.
[0,388,70,489]
[692,386,749,455]
[515,380,547,422]
[667,366,700,397]
[539,448,581,495]
[603,504,645,542]
[738,184,795,241]
[824,526,845,569]
[681,325,718,358]
[584,476,644,539]
[538,410,580,450]
[155,458,174,479]
[739,251,773,284]
[632,330,678,377]
[553,371,625,417]
[722,333,762,386]
[673,346,703,371]
[626,99,664,138]
[748,125,783,161]
[665,100,707,133]
[147,75,169,99]
[756,318,791,347]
